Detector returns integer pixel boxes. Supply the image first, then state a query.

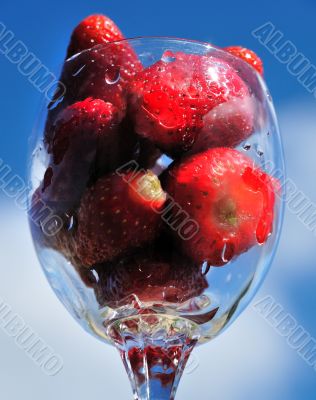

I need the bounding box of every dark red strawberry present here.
[93,250,208,307]
[225,46,264,75]
[45,15,142,146]
[29,187,98,286]
[75,171,166,267]
[66,14,125,58]
[49,98,120,163]
[165,148,277,266]
[43,98,134,211]
[29,187,77,262]
[128,52,253,155]
[51,43,142,118]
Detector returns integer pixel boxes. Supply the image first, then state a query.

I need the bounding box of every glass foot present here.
[108,314,200,400]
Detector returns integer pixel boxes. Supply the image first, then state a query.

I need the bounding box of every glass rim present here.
[66,35,220,61]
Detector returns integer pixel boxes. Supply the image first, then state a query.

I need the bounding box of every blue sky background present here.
[0,0,316,177]
[0,1,316,399]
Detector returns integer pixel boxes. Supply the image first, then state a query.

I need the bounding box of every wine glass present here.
[27,37,284,400]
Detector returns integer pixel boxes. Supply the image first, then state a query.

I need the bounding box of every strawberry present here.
[43,98,135,211]
[165,148,276,266]
[93,250,208,307]
[49,98,120,164]
[29,187,98,287]
[224,46,264,76]
[50,43,142,118]
[75,171,166,267]
[128,52,253,155]
[29,187,77,262]
[45,15,142,145]
[189,95,254,153]
[66,14,125,58]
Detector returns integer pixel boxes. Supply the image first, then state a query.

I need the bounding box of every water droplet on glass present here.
[65,214,77,232]
[32,146,41,158]
[201,262,210,276]
[161,50,176,63]
[105,68,121,85]
[221,243,231,263]
[91,269,99,283]
[194,295,210,309]
[243,143,251,151]
[256,145,264,157]
[47,95,64,111]
[139,51,156,65]
[66,52,81,62]
[72,64,86,77]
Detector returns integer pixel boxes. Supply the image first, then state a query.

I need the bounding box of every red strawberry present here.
[50,98,120,163]
[128,52,253,155]
[190,95,254,153]
[75,171,166,267]
[45,15,142,145]
[62,14,142,106]
[165,148,276,266]
[51,43,142,117]
[224,46,264,76]
[43,98,134,211]
[66,14,125,58]
[93,250,208,307]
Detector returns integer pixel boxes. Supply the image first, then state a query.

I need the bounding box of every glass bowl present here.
[28,37,284,399]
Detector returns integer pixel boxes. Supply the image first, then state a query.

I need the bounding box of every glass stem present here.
[108,314,200,400]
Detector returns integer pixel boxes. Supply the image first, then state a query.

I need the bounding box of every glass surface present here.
[28,37,284,399]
